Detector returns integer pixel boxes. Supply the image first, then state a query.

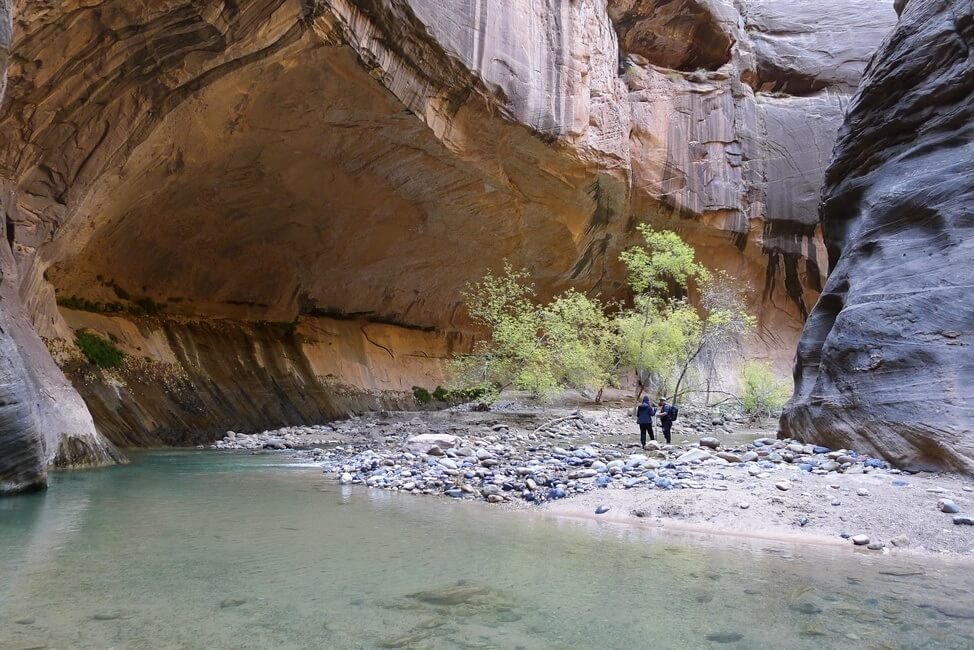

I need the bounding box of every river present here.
[1,451,972,649]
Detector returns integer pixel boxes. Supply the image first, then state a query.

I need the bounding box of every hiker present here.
[635,395,656,447]
[657,398,678,444]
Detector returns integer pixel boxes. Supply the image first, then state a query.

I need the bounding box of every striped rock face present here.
[783,0,974,474]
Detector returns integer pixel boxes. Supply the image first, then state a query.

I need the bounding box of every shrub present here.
[132,296,165,316]
[75,329,125,369]
[432,386,450,402]
[455,265,617,400]
[741,361,790,417]
[56,295,125,313]
[412,386,432,403]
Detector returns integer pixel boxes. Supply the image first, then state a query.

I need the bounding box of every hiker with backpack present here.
[635,395,656,447]
[657,398,678,444]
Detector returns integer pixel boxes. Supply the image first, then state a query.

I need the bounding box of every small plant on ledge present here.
[75,329,125,370]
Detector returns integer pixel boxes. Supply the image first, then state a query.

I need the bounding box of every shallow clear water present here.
[2,451,973,649]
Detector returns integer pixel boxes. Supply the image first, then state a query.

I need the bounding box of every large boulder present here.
[782,0,974,474]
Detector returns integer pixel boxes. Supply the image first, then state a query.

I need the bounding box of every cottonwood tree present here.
[453,227,754,407]
[616,225,754,405]
[451,264,617,402]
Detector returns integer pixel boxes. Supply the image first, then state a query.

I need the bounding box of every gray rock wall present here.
[0,0,46,494]
[782,0,974,474]
[0,0,121,495]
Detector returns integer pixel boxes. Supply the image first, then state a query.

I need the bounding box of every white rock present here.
[675,449,711,465]
[406,434,461,454]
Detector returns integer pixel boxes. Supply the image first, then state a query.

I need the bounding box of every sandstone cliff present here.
[0,0,122,494]
[782,0,974,473]
[0,0,894,492]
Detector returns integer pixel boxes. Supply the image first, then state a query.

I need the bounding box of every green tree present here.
[616,225,754,405]
[453,226,756,407]
[452,265,617,401]
[541,289,617,399]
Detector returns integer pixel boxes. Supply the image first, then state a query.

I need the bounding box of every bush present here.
[412,386,432,403]
[56,295,125,313]
[455,265,617,400]
[132,296,165,316]
[75,329,125,369]
[741,361,790,417]
[432,386,450,402]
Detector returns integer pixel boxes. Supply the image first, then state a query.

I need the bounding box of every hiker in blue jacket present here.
[635,395,656,447]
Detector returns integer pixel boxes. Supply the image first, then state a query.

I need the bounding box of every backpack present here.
[669,405,680,421]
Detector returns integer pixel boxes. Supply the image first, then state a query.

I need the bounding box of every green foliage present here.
[57,295,125,314]
[616,297,701,386]
[619,224,708,296]
[412,386,433,403]
[415,385,490,405]
[741,361,791,416]
[454,265,617,400]
[132,296,166,316]
[452,227,757,406]
[462,262,535,329]
[432,386,450,402]
[75,329,125,369]
[541,290,617,394]
[56,291,165,316]
[443,386,489,403]
[617,226,755,403]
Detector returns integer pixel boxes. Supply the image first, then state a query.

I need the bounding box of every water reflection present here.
[0,450,972,649]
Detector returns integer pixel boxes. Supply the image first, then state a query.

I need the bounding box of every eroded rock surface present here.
[783,0,974,474]
[0,0,896,488]
[0,0,121,494]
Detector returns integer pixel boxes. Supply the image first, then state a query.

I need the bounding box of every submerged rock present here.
[219,598,247,609]
[409,585,490,606]
[705,632,744,643]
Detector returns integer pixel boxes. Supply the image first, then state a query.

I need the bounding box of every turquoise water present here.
[1,451,973,649]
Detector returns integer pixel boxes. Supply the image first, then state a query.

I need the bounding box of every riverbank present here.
[212,402,974,558]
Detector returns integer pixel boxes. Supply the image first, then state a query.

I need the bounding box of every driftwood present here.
[532,412,581,435]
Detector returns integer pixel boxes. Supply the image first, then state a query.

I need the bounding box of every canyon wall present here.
[0,0,121,494]
[0,0,895,492]
[782,0,974,474]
